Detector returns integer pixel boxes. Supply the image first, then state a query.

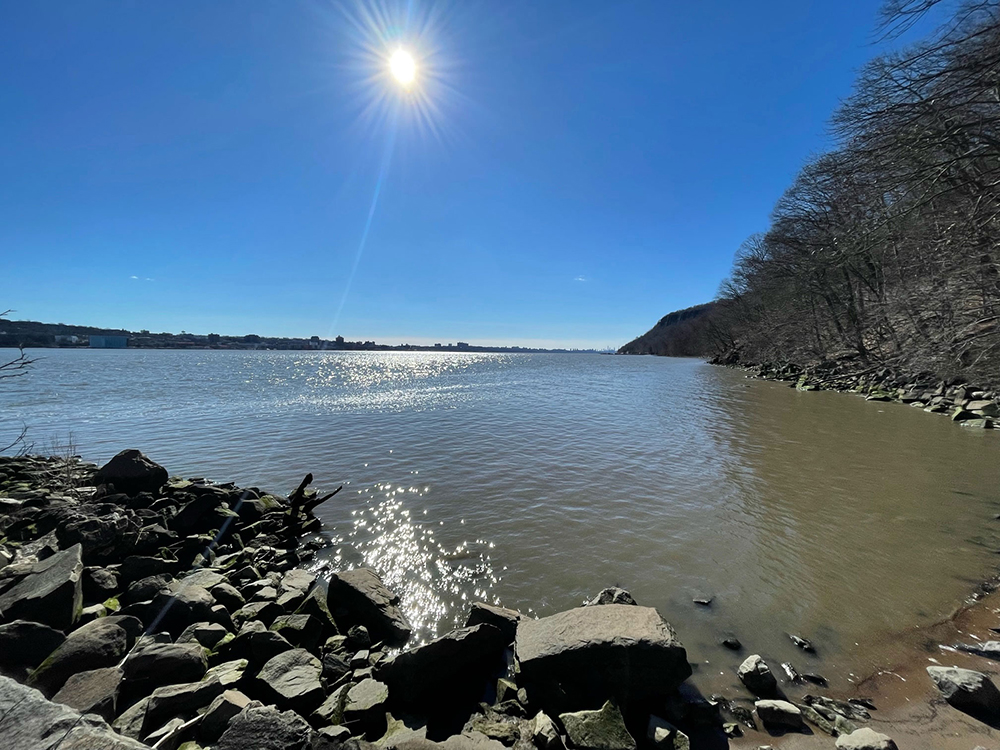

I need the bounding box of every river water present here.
[3,349,999,693]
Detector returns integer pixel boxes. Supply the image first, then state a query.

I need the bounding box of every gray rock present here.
[0,673,147,750]
[515,604,690,715]
[312,682,352,727]
[83,566,120,602]
[559,700,636,750]
[927,666,1000,719]
[79,602,107,624]
[379,712,428,749]
[738,655,777,697]
[529,711,563,750]
[143,675,225,737]
[28,615,140,695]
[344,677,390,719]
[216,704,314,750]
[646,716,689,750]
[0,620,66,677]
[112,696,151,740]
[51,666,123,720]
[205,658,249,688]
[182,568,228,591]
[94,449,168,496]
[0,543,83,630]
[122,573,173,605]
[377,623,507,712]
[177,621,229,649]
[257,648,326,712]
[199,689,255,743]
[954,641,1000,660]
[151,580,217,637]
[233,599,283,629]
[583,587,637,606]
[328,568,412,648]
[121,641,208,695]
[271,614,324,652]
[216,622,294,670]
[465,602,521,643]
[835,728,898,750]
[212,582,246,611]
[755,700,803,730]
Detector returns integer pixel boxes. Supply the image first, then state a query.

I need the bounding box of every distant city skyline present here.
[1,1,943,349]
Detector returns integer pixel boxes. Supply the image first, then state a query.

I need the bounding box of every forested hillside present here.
[618,304,716,355]
[628,0,1000,388]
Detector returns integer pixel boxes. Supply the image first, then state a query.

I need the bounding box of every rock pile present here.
[714,357,1000,429]
[1,451,910,749]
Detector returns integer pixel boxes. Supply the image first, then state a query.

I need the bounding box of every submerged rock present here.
[583,587,637,607]
[559,700,635,750]
[515,604,690,715]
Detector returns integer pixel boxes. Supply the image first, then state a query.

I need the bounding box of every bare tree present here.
[1,310,36,454]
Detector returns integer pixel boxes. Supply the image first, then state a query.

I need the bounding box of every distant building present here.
[89,335,128,349]
[54,335,80,345]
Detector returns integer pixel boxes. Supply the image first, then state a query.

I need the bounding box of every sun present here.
[389,48,416,86]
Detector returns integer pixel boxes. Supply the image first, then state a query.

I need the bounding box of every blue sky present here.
[0,1,934,349]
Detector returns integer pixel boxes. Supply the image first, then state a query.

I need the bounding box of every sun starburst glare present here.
[389,48,416,86]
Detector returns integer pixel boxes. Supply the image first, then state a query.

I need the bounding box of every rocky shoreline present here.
[1,450,997,750]
[709,355,1000,430]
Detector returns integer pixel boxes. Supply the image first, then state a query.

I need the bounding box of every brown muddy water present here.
[4,349,999,695]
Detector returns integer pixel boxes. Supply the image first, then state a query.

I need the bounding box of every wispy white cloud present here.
[130,275,139,280]
[574,275,587,282]
[129,275,155,281]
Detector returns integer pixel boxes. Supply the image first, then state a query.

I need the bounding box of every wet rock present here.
[721,637,742,650]
[377,623,507,713]
[94,449,168,496]
[0,620,66,678]
[646,716,689,750]
[788,634,814,653]
[738,655,777,697]
[29,615,140,695]
[199,689,255,744]
[954,641,1000,660]
[835,727,898,750]
[692,596,712,607]
[0,673,148,750]
[51,666,123,720]
[754,699,803,730]
[216,704,313,750]
[584,587,637,606]
[515,604,690,715]
[559,700,635,750]
[256,648,326,713]
[327,568,412,648]
[0,543,83,630]
[927,666,1000,719]
[465,602,521,644]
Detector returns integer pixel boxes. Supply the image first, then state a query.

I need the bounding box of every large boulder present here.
[142,676,225,737]
[514,605,691,715]
[559,700,636,750]
[0,674,148,750]
[94,449,168,496]
[256,648,326,713]
[216,704,314,750]
[0,620,66,678]
[836,727,899,750]
[51,666,123,720]
[200,689,255,743]
[28,615,141,696]
[927,666,1000,720]
[327,568,412,647]
[737,655,777,697]
[0,544,83,630]
[377,623,507,713]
